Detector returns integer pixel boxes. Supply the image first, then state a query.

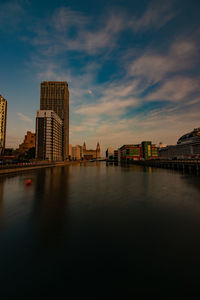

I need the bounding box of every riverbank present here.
[0,160,79,176]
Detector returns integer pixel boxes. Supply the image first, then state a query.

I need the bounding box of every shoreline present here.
[0,161,80,176]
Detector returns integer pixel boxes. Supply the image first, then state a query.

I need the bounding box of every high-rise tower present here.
[40,81,69,159]
[0,95,7,155]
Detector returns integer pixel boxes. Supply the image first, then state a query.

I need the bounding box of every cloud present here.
[130,0,176,32]
[129,39,199,83]
[75,98,138,116]
[0,1,25,32]
[16,112,33,123]
[51,7,89,32]
[30,7,127,56]
[147,76,200,102]
[29,0,177,57]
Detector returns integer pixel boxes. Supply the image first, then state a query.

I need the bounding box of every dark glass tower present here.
[40,81,69,159]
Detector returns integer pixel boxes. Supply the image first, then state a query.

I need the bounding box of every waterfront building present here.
[0,95,7,155]
[119,144,142,161]
[141,141,152,160]
[159,127,200,159]
[114,150,119,161]
[119,142,158,161]
[82,142,101,160]
[72,145,81,160]
[151,144,158,159]
[36,110,63,161]
[69,144,72,160]
[18,131,35,153]
[141,141,158,159]
[40,81,69,159]
[106,147,114,159]
[158,142,168,149]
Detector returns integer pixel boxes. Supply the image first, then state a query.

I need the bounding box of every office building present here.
[36,110,63,161]
[40,81,69,159]
[0,95,7,155]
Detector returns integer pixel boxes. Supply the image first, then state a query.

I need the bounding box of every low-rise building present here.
[119,142,158,162]
[69,144,72,160]
[18,131,36,153]
[36,110,63,161]
[114,150,119,161]
[72,145,82,160]
[120,144,142,161]
[106,147,114,159]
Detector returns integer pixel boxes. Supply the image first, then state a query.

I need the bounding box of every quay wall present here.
[0,161,79,176]
[123,159,200,174]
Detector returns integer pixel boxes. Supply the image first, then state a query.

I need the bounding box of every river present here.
[0,162,200,297]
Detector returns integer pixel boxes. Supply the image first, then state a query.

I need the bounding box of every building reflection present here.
[33,166,70,248]
[0,178,4,228]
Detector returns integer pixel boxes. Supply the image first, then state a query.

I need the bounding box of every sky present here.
[0,0,200,152]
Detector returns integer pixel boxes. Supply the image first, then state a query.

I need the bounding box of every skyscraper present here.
[0,95,7,155]
[40,81,69,159]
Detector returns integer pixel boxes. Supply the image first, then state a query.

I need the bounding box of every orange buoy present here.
[26,179,32,186]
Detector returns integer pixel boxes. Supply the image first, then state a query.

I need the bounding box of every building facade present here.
[82,142,101,160]
[40,81,69,159]
[119,142,158,162]
[72,145,81,160]
[0,95,7,155]
[69,144,72,160]
[159,127,200,159]
[119,144,142,161]
[106,147,114,159]
[36,110,63,161]
[18,131,36,153]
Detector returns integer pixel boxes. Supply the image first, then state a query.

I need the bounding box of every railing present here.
[0,161,56,170]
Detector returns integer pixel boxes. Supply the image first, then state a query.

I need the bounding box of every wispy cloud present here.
[146,76,200,102]
[0,0,25,32]
[129,0,177,32]
[129,39,199,83]
[29,0,177,57]
[16,112,33,123]
[75,98,138,116]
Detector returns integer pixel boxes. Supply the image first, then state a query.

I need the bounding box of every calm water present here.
[0,162,200,298]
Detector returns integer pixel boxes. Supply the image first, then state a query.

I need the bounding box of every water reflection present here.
[32,166,70,248]
[0,178,4,230]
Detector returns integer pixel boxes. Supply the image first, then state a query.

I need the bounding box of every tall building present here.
[36,110,63,161]
[0,95,7,155]
[40,81,69,159]
[18,131,36,153]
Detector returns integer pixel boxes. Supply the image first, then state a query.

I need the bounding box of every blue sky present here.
[0,0,200,151]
